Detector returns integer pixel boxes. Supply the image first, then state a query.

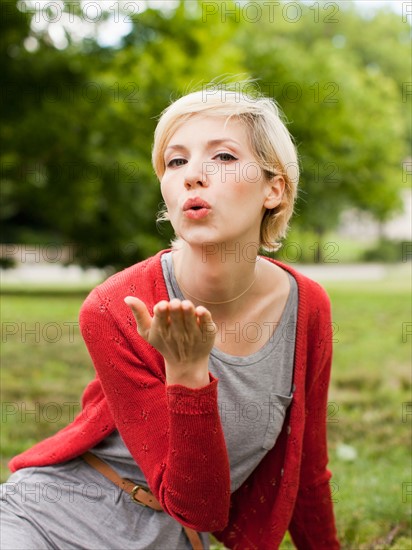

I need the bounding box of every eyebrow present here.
[164,138,241,153]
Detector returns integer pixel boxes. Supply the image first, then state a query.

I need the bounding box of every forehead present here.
[166,114,251,148]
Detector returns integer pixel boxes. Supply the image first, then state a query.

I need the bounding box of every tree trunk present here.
[314,228,325,264]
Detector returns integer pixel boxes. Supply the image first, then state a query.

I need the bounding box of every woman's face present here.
[160,115,284,250]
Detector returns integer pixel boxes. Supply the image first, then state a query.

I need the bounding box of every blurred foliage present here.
[237,1,409,235]
[362,238,411,263]
[1,0,410,268]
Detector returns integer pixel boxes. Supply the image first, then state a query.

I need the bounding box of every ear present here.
[263,175,285,210]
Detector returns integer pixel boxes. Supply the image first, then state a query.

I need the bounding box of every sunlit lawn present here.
[1,267,411,549]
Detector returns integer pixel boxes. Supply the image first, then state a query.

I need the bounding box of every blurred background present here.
[1,0,410,272]
[1,1,411,548]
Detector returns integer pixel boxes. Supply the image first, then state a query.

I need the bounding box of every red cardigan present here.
[9,250,339,549]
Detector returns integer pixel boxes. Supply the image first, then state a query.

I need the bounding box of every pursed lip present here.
[182,197,211,211]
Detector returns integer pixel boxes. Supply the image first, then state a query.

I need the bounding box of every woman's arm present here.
[79,287,230,532]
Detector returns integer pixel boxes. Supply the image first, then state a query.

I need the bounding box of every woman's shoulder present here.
[261,256,331,309]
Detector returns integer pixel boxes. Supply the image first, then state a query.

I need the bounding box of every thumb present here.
[124,296,152,337]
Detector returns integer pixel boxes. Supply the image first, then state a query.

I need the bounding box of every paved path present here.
[1,262,409,287]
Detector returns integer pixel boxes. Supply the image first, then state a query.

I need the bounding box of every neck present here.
[172,241,260,314]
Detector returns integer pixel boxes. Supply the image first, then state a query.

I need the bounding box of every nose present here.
[184,159,208,189]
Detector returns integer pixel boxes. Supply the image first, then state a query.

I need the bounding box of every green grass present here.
[1,269,411,548]
[277,228,375,264]
[320,277,411,549]
[1,291,94,465]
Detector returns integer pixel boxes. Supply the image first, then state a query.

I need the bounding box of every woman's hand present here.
[124,297,216,388]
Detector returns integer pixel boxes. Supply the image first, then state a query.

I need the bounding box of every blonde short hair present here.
[152,86,299,251]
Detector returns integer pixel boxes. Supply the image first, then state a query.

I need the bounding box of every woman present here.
[1,88,340,549]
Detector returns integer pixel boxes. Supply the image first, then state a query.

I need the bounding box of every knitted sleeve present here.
[288,286,340,549]
[79,286,230,532]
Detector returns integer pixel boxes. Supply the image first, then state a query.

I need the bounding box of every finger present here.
[168,299,185,328]
[152,300,170,329]
[169,299,192,342]
[124,296,152,336]
[196,306,217,338]
[181,300,198,332]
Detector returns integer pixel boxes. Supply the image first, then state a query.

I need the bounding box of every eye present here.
[167,158,187,167]
[214,152,238,162]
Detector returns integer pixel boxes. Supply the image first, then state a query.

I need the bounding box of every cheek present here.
[225,164,264,199]
[241,163,262,186]
[160,181,180,220]
[160,178,172,205]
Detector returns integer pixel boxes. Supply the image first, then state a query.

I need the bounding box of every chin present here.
[179,227,221,246]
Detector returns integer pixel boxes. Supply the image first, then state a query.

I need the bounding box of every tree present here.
[236,1,408,246]
[1,1,243,268]
[1,0,408,267]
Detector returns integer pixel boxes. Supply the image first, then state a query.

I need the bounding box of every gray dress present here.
[0,253,297,550]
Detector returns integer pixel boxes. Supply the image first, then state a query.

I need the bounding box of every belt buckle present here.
[129,482,149,506]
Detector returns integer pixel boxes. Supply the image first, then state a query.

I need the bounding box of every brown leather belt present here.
[81,452,203,549]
